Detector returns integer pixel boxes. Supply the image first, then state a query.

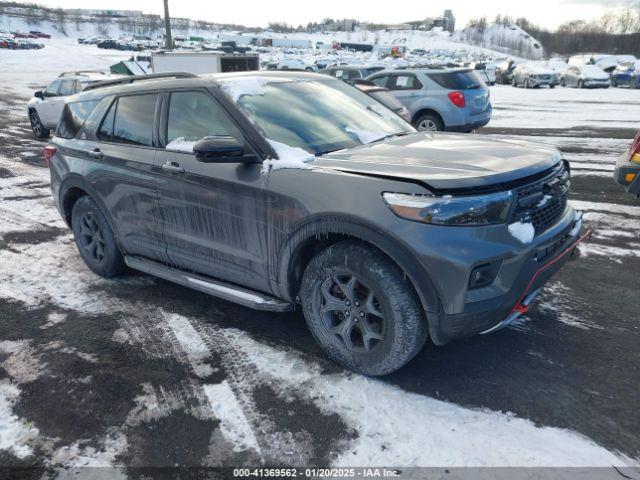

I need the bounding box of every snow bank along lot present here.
[1,40,640,474]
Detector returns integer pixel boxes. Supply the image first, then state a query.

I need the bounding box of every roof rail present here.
[59,70,109,77]
[83,72,198,91]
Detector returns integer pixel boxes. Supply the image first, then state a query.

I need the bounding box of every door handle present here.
[162,161,185,174]
[88,148,103,159]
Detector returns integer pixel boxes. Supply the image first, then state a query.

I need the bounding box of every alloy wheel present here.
[77,213,107,263]
[30,111,41,136]
[318,274,387,353]
[417,119,438,131]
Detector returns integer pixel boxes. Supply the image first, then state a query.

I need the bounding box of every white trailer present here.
[151,51,259,75]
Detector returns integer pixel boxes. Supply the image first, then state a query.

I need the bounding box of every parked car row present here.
[0,36,45,49]
[2,29,50,39]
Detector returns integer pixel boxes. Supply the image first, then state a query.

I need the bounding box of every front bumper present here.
[428,209,587,344]
[613,151,640,196]
[584,80,610,88]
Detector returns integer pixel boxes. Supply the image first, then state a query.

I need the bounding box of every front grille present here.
[510,163,570,235]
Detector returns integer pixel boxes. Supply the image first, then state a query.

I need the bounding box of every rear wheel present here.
[578,80,584,89]
[29,109,50,139]
[414,113,443,132]
[71,196,125,278]
[300,241,428,376]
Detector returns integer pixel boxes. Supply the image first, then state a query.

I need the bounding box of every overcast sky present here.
[35,0,628,30]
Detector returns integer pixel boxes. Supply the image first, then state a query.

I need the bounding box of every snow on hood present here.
[525,63,554,75]
[220,77,269,102]
[581,65,609,79]
[262,139,315,174]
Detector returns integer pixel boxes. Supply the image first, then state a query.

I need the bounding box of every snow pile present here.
[452,23,544,60]
[220,77,268,102]
[508,221,535,244]
[262,139,314,174]
[223,329,628,467]
[165,137,197,153]
[0,381,38,459]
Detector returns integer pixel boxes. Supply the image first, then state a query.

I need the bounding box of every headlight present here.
[382,191,513,226]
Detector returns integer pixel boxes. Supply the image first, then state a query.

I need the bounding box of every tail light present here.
[447,90,465,108]
[44,145,57,166]
[629,130,640,164]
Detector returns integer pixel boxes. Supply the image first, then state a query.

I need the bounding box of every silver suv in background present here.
[511,63,556,88]
[366,67,492,132]
[27,70,122,138]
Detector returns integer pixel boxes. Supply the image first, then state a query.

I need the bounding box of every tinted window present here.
[57,100,100,139]
[166,91,240,150]
[97,100,116,142]
[344,69,361,80]
[389,75,423,90]
[370,75,390,87]
[428,71,483,90]
[59,80,76,96]
[112,94,157,147]
[364,67,384,77]
[44,79,62,97]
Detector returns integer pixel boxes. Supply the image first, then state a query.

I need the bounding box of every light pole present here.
[163,0,173,50]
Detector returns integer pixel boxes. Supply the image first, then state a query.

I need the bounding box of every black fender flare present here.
[58,175,122,242]
[275,214,443,317]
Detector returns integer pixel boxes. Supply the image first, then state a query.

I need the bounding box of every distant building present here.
[422,10,456,33]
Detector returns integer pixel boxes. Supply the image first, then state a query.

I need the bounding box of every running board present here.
[124,256,294,312]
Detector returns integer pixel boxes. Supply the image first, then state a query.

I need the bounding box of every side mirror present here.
[193,136,255,163]
[34,91,44,100]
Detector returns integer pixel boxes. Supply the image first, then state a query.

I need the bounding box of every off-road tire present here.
[300,240,428,376]
[71,196,125,278]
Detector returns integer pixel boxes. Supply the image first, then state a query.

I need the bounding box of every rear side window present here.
[428,71,483,90]
[97,100,116,142]
[57,100,99,139]
[370,75,390,87]
[112,94,157,147]
[389,75,423,90]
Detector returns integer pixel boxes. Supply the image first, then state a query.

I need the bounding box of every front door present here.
[155,89,272,292]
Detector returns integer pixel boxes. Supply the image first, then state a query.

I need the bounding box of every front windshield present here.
[219,77,413,155]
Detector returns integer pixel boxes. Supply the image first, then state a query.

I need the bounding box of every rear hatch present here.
[428,70,490,115]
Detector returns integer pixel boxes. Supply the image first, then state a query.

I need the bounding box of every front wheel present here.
[71,196,125,278]
[300,241,428,376]
[29,109,50,139]
[414,113,443,132]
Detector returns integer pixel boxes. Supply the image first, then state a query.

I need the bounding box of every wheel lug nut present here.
[355,301,360,307]
[345,310,350,316]
[359,312,365,317]
[346,301,351,306]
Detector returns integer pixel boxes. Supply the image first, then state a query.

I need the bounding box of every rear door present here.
[83,92,167,262]
[155,89,272,292]
[387,73,424,109]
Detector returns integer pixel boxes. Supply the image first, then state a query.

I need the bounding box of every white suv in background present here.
[27,71,121,138]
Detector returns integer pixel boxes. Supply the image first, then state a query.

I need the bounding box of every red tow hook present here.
[511,229,593,314]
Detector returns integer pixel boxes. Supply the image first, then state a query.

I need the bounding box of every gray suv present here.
[47,71,586,375]
[367,68,492,132]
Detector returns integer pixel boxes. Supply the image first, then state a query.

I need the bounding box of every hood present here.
[314,132,562,191]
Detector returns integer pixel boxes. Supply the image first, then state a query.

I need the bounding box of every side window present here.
[97,99,116,142]
[57,100,100,139]
[344,69,362,80]
[165,91,241,152]
[59,80,76,96]
[112,94,157,147]
[389,75,423,91]
[370,75,390,88]
[44,79,62,97]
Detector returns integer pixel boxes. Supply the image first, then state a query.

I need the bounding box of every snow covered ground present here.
[0,39,639,474]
